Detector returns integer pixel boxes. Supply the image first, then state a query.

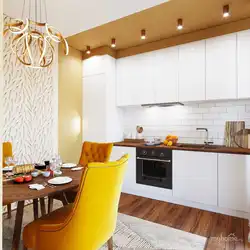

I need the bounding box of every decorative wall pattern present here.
[2,15,58,164]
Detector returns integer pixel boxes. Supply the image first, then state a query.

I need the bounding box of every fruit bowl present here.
[164,135,179,146]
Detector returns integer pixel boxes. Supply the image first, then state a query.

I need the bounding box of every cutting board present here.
[224,121,246,147]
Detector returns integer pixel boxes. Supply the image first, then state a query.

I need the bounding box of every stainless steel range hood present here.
[141,102,184,108]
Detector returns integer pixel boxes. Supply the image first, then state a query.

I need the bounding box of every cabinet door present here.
[82,74,107,142]
[152,47,179,103]
[179,40,206,102]
[206,34,237,100]
[116,54,154,106]
[110,146,137,194]
[218,154,250,213]
[173,151,218,206]
[237,30,250,99]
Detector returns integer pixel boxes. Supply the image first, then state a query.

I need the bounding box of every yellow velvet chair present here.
[23,154,129,250]
[2,142,13,218]
[48,141,113,209]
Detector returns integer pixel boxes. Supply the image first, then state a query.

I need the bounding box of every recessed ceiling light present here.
[86,46,91,54]
[111,38,116,48]
[177,19,183,30]
[141,29,146,40]
[223,4,230,18]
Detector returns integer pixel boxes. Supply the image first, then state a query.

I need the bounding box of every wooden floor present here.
[118,193,249,250]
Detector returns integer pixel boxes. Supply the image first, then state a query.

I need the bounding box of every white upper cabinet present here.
[237,30,250,99]
[116,53,154,106]
[206,34,237,100]
[152,47,179,103]
[179,40,206,102]
[218,154,250,213]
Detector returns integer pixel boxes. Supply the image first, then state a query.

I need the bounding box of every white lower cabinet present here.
[173,151,218,206]
[111,146,137,194]
[218,154,250,213]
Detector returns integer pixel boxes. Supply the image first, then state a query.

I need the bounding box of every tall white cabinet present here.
[179,40,206,102]
[205,34,237,100]
[82,55,123,142]
[237,30,250,99]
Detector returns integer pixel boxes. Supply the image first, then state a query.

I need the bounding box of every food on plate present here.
[14,176,24,183]
[24,175,32,182]
[13,164,35,174]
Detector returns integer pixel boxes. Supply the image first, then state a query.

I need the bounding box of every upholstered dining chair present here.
[23,154,129,250]
[48,141,113,211]
[3,142,14,218]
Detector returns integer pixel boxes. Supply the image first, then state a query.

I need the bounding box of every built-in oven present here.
[136,147,172,189]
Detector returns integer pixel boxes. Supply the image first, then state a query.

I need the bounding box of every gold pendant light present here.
[4,0,69,69]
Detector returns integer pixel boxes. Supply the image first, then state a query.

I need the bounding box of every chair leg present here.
[7,204,12,218]
[23,245,28,250]
[33,199,39,220]
[107,237,113,250]
[48,196,53,213]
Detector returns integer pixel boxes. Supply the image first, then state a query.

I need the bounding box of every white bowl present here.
[42,171,51,178]
[31,171,39,177]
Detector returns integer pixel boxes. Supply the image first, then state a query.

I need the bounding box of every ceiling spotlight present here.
[141,29,146,40]
[111,38,116,48]
[86,46,91,54]
[223,4,230,18]
[177,19,183,30]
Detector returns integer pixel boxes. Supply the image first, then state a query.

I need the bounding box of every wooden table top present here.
[3,168,85,205]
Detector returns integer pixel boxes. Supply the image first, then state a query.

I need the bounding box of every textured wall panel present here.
[2,15,57,164]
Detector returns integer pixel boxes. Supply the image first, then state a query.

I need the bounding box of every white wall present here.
[2,15,58,164]
[122,99,250,145]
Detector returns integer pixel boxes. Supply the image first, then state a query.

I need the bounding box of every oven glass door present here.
[142,160,167,179]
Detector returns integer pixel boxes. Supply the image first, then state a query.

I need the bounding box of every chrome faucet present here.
[196,128,214,145]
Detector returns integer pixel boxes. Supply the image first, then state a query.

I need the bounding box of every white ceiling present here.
[4,0,170,37]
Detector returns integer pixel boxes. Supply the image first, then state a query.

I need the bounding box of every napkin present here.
[29,184,45,190]
[72,167,83,171]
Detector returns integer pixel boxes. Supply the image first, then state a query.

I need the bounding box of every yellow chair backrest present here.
[37,154,129,250]
[79,141,113,167]
[2,142,13,167]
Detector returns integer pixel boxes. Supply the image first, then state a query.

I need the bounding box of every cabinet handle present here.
[137,157,171,163]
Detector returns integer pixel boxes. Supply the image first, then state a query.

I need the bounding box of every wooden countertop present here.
[114,141,250,155]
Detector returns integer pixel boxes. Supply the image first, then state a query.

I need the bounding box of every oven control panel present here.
[137,147,172,159]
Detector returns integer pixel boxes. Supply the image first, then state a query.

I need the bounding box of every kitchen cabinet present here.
[206,34,237,100]
[83,74,107,142]
[218,154,250,213]
[152,47,179,103]
[173,150,218,206]
[82,55,123,142]
[110,146,137,194]
[237,30,250,99]
[116,53,154,106]
[179,40,206,102]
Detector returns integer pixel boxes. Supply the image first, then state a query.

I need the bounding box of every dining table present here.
[3,168,84,250]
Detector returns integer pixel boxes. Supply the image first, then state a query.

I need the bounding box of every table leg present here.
[7,204,12,218]
[62,193,69,206]
[40,197,46,216]
[48,196,54,213]
[12,200,24,250]
[33,199,39,220]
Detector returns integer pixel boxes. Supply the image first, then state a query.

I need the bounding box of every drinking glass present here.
[5,157,12,168]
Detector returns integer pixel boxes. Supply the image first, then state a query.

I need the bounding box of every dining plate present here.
[2,166,14,172]
[48,176,72,185]
[62,163,76,168]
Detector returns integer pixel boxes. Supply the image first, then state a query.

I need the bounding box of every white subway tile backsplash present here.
[122,99,250,145]
[210,107,227,113]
